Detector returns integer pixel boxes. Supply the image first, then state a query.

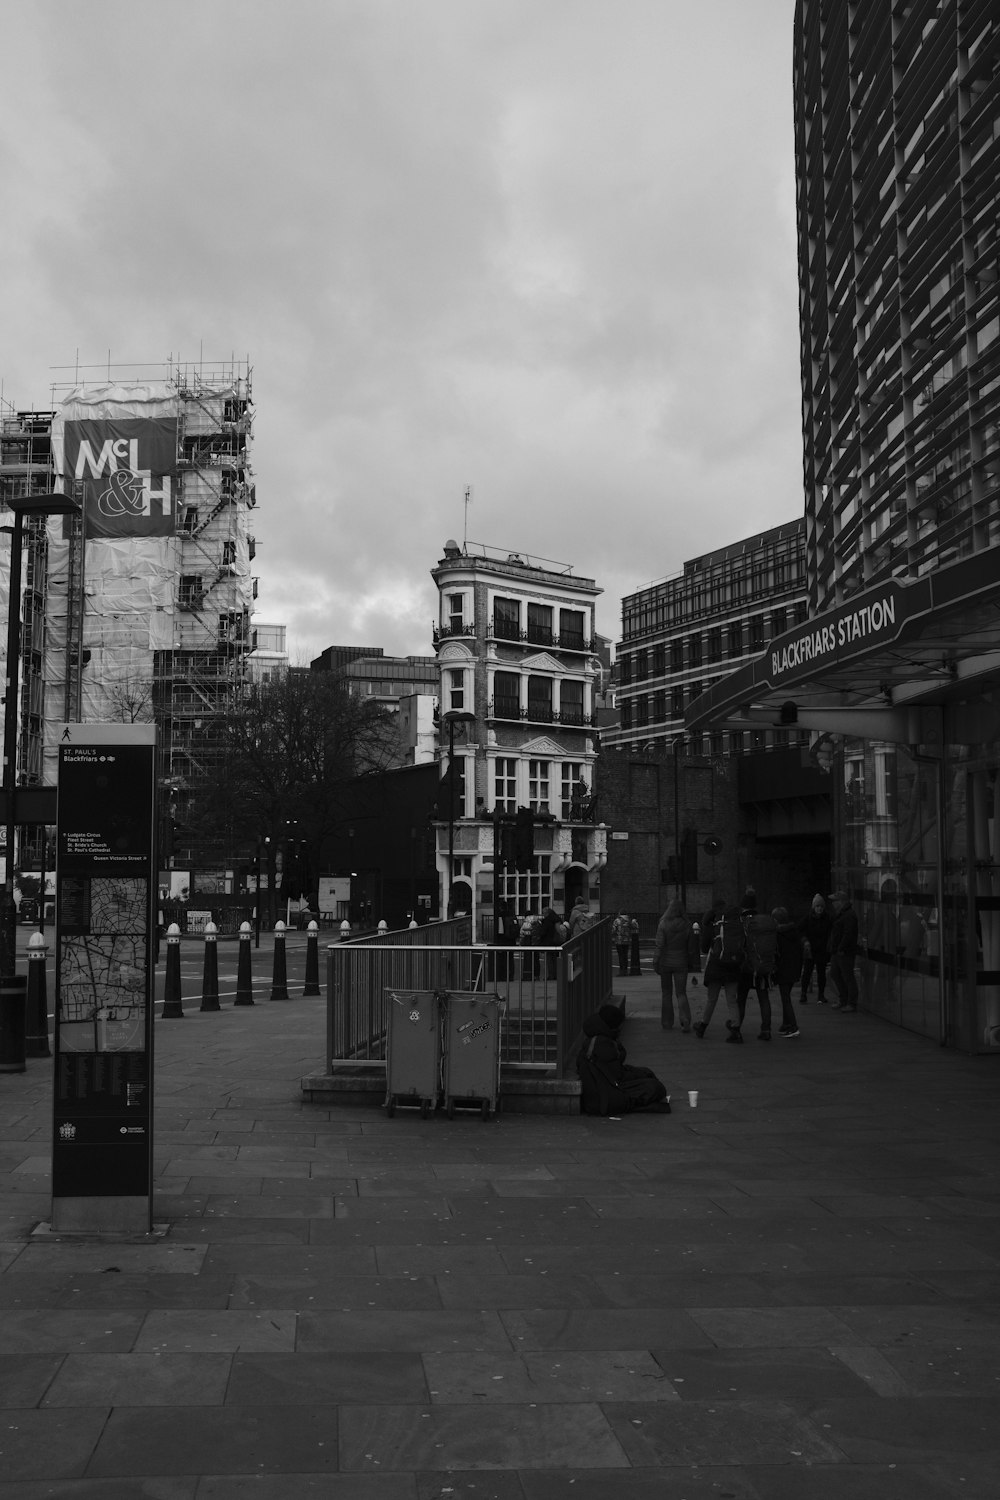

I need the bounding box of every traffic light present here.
[514,807,534,872]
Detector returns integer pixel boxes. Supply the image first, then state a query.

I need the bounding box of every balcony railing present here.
[432,620,474,645]
[489,617,595,653]
[487,700,595,727]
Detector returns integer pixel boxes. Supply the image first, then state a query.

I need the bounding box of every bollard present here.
[25,932,51,1057]
[0,974,28,1073]
[629,926,642,976]
[234,921,254,1006]
[161,923,184,1018]
[200,921,220,1012]
[302,919,321,997]
[270,920,289,1001]
[339,919,351,942]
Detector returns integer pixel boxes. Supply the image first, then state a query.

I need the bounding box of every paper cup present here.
[688,1090,699,1108]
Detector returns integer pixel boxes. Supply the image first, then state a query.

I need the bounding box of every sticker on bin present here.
[409,1009,421,1023]
[457,1018,492,1043]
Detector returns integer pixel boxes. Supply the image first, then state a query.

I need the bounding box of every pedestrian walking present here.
[653,897,696,1032]
[828,889,860,1011]
[611,911,632,976]
[772,906,804,1037]
[568,898,593,938]
[736,887,778,1041]
[693,900,742,1039]
[799,893,832,1003]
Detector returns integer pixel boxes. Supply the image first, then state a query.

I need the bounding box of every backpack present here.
[743,911,778,973]
[716,908,746,967]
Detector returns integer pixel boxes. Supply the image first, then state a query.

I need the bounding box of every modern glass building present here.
[689,2,1000,1052]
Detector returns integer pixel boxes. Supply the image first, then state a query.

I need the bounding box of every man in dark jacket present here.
[828,889,860,1011]
[575,1005,669,1115]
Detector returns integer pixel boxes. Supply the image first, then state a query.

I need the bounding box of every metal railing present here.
[325,916,612,1077]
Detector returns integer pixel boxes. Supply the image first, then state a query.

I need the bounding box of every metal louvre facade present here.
[794,1,1000,613]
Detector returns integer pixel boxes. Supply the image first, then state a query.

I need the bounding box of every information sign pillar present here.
[51,723,157,1234]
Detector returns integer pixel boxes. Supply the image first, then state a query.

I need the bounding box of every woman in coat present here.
[653,897,695,1032]
[772,906,804,1037]
[799,893,832,1003]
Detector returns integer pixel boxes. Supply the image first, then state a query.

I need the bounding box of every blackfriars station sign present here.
[765,578,924,688]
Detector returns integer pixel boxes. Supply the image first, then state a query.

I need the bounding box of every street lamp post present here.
[1,491,81,979]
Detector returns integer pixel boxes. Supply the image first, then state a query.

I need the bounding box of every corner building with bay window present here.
[689,2,1000,1052]
[431,539,605,934]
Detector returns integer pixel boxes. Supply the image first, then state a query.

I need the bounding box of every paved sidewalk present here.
[1,953,999,1497]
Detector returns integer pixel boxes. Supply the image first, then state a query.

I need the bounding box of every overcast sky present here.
[1,0,802,665]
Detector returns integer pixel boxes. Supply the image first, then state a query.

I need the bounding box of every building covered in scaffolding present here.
[0,358,258,872]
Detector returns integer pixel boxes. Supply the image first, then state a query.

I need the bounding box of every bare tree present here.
[182,670,396,918]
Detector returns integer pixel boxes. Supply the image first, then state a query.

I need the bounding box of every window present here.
[670,638,684,672]
[179,575,203,607]
[688,634,702,667]
[495,757,517,813]
[528,759,551,814]
[496,855,552,914]
[527,676,553,721]
[447,592,466,634]
[221,540,236,568]
[653,689,666,721]
[448,669,465,711]
[748,616,764,650]
[671,686,684,717]
[527,602,553,646]
[771,607,787,637]
[494,597,520,640]
[559,679,584,725]
[619,654,632,684]
[707,628,722,663]
[636,648,649,681]
[561,761,586,818]
[493,670,520,720]
[621,699,633,729]
[728,621,743,657]
[636,696,649,726]
[559,608,585,649]
[653,643,666,675]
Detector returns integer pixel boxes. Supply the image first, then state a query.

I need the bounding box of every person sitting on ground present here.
[575,1004,670,1115]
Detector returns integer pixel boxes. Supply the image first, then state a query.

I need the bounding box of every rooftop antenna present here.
[463,485,473,552]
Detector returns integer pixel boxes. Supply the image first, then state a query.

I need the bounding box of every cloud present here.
[2,0,803,659]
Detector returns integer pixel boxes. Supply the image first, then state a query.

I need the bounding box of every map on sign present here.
[57,877,149,1053]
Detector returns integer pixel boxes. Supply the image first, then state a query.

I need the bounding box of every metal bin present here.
[441,990,505,1120]
[384,989,441,1118]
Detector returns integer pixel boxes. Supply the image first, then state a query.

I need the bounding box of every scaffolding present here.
[1,358,259,867]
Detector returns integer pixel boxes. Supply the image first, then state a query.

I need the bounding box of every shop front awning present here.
[686,546,1000,746]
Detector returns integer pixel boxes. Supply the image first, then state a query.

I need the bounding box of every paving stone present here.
[228,1273,442,1311]
[650,1346,876,1402]
[810,1395,1000,1463]
[603,1397,846,1466]
[684,1305,860,1346]
[0,1479,200,1500]
[519,1468,758,1499]
[86,1405,341,1477]
[338,1402,628,1470]
[424,1350,678,1403]
[501,1308,715,1351]
[227,1350,428,1404]
[135,1310,297,1353]
[200,1478,413,1500]
[0,1310,143,1353]
[436,1274,613,1311]
[42,1352,232,1406]
[0,1352,63,1405]
[0,1407,111,1480]
[296,1309,512,1354]
[9,1244,207,1275]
